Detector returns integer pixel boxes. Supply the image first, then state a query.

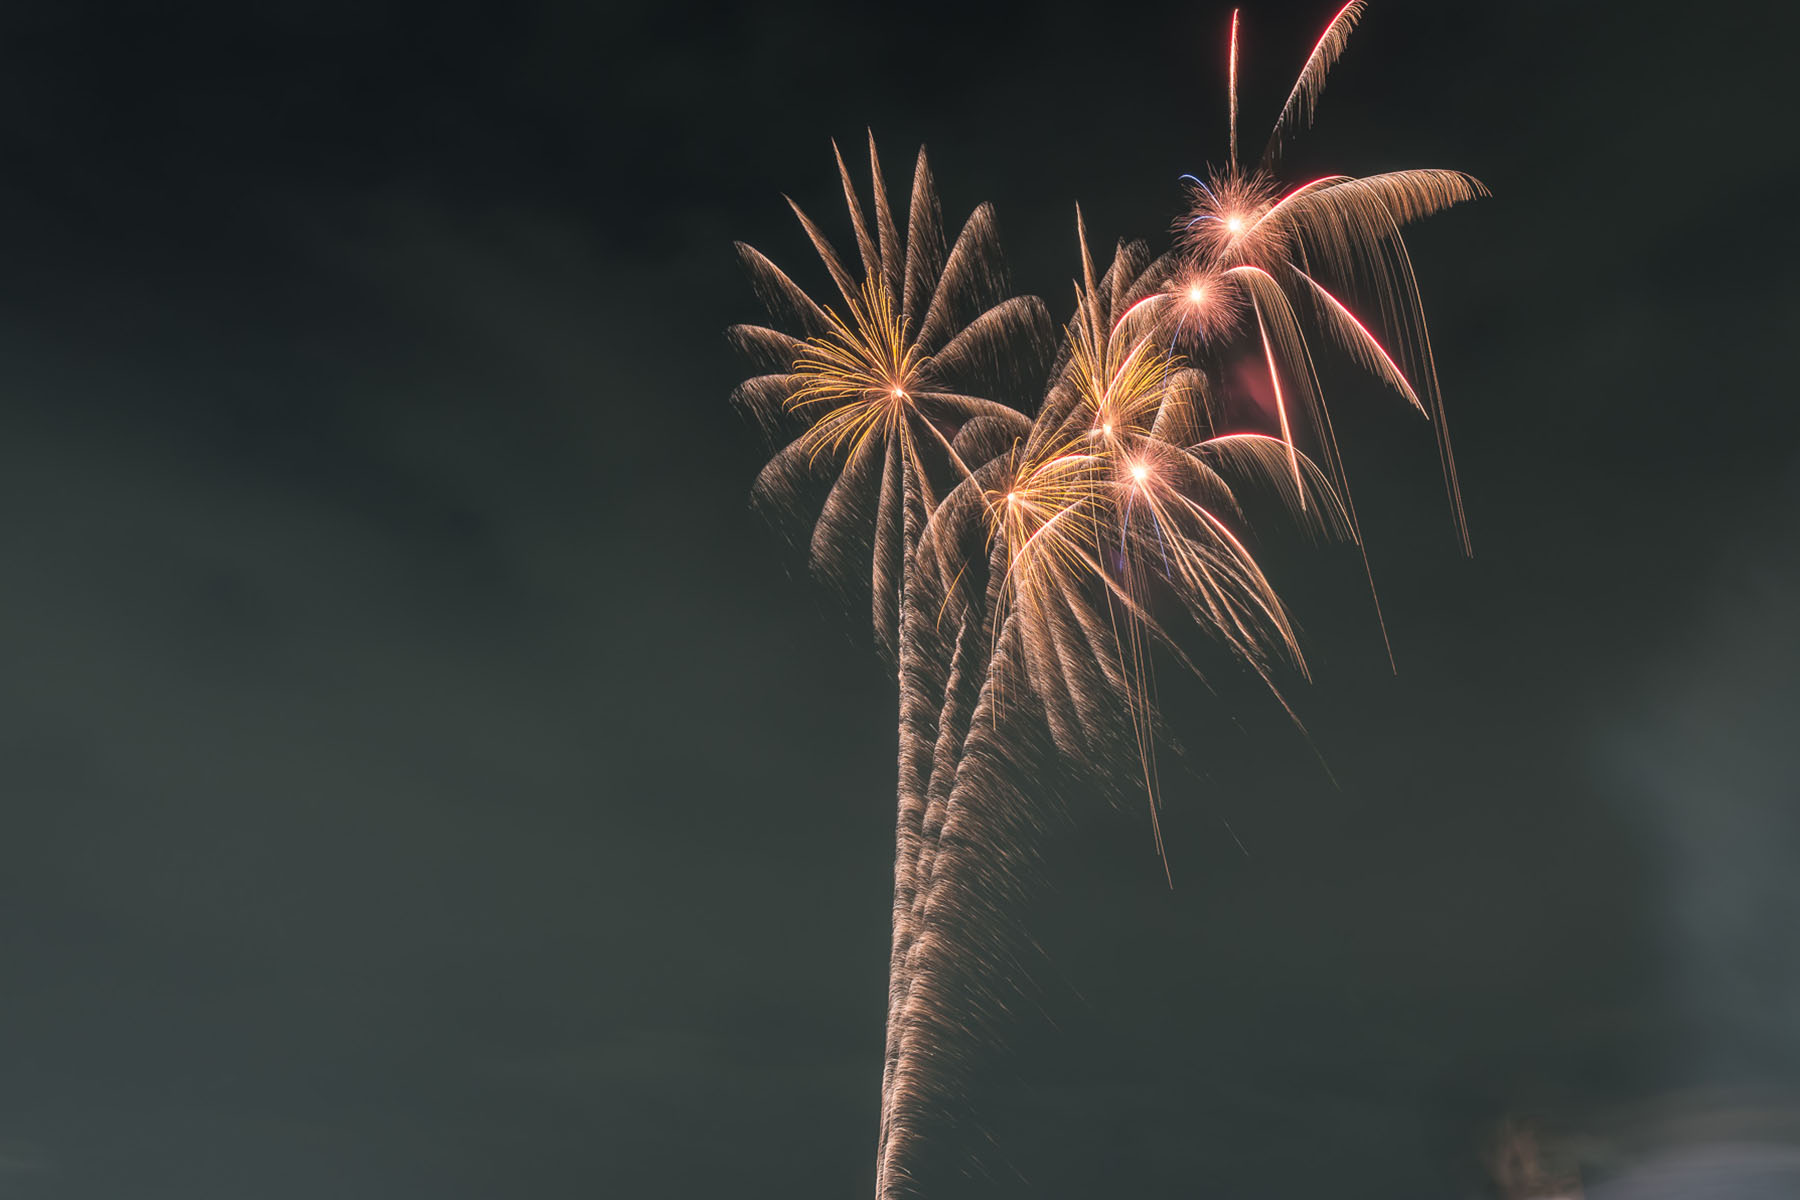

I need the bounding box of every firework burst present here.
[729,132,1051,1173]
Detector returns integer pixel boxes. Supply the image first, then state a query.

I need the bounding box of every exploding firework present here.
[1182,0,1488,552]
[728,133,1051,1174]
[728,7,1482,1197]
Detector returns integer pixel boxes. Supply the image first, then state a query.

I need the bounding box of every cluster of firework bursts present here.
[728,4,1483,1194]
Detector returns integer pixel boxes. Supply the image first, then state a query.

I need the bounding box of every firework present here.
[881,227,1350,1195]
[729,133,1051,1171]
[728,8,1481,1197]
[1184,0,1487,549]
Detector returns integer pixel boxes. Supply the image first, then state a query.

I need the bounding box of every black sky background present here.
[0,1,1796,1196]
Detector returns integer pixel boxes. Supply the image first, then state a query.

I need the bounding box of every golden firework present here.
[730,11,1484,1199]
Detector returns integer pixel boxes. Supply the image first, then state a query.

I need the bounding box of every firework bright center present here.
[1186,284,1207,304]
[1225,215,1245,234]
[1130,463,1149,482]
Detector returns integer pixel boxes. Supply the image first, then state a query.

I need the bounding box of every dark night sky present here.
[0,1,1797,1196]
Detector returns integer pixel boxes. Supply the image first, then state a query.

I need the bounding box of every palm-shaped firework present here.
[728,134,1053,1176]
[729,6,1483,1196]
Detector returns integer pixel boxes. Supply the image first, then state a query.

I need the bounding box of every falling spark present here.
[1228,8,1241,171]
